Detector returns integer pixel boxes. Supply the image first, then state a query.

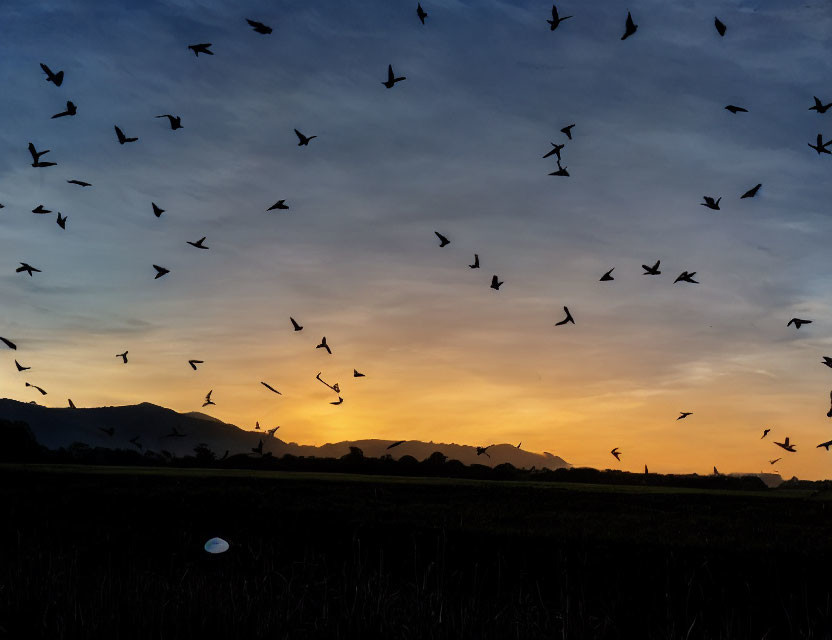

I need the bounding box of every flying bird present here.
[67,179,91,187]
[761,428,770,439]
[1,337,17,350]
[28,142,55,167]
[251,439,264,455]
[674,271,698,284]
[40,63,64,86]
[203,390,215,407]
[187,237,208,249]
[165,427,186,438]
[490,275,503,290]
[290,317,303,331]
[560,124,575,139]
[808,134,832,154]
[246,19,272,34]
[610,447,621,461]
[809,96,832,114]
[32,205,51,214]
[435,231,450,247]
[25,382,46,395]
[330,397,344,405]
[266,426,280,437]
[153,265,170,279]
[294,129,317,146]
[51,101,77,118]
[555,306,575,326]
[547,4,572,30]
[188,43,213,56]
[267,200,289,211]
[16,263,41,277]
[317,337,332,355]
[741,184,761,199]
[152,203,165,218]
[114,126,138,144]
[769,458,781,465]
[724,105,748,114]
[828,390,832,418]
[353,369,365,378]
[787,318,812,329]
[255,421,260,430]
[701,196,721,210]
[56,213,67,229]
[621,11,638,40]
[261,381,281,395]
[469,254,480,269]
[677,412,693,420]
[115,351,128,364]
[99,427,114,437]
[476,445,493,458]
[316,372,340,392]
[817,439,832,451]
[382,64,406,88]
[188,359,203,370]
[542,142,565,160]
[600,268,615,282]
[387,440,406,450]
[417,3,428,24]
[14,360,30,372]
[714,16,727,36]
[549,159,569,176]
[155,114,182,130]
[774,437,796,452]
[822,357,832,369]
[713,466,719,475]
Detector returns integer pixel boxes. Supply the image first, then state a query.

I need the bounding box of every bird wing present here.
[387,65,394,82]
[294,129,305,142]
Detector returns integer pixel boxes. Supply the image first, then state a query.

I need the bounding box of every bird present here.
[828,390,832,418]
[555,306,575,326]
[115,351,128,364]
[542,142,565,160]
[817,439,832,451]
[316,372,339,392]
[769,458,781,465]
[701,196,721,210]
[188,43,213,56]
[317,337,332,355]
[152,203,165,218]
[621,11,638,40]
[774,437,796,452]
[354,369,365,377]
[14,360,30,372]
[330,397,344,405]
[40,63,64,86]
[68,399,76,408]
[294,129,317,146]
[490,275,503,290]
[251,439,264,455]
[99,427,114,437]
[255,421,260,430]
[261,381,281,395]
[417,3,428,24]
[187,237,208,249]
[714,16,727,36]
[677,412,693,420]
[28,142,55,167]
[741,184,762,199]
[266,426,280,437]
[787,318,812,329]
[724,105,748,114]
[56,213,67,229]
[610,447,621,461]
[165,427,186,438]
[203,390,215,407]
[560,124,575,139]
[129,436,143,450]
[469,254,480,269]
[809,96,832,114]
[600,268,615,282]
[517,442,522,449]
[290,317,303,331]
[822,357,832,369]
[382,64,406,88]
[267,200,289,211]
[188,359,203,370]
[808,134,832,154]
[246,18,272,34]
[51,101,77,118]
[549,160,569,177]
[387,440,406,449]
[644,464,648,474]
[476,445,493,458]
[67,179,91,187]
[16,263,41,277]
[762,429,770,439]
[153,265,170,279]
[547,4,572,30]
[674,271,698,284]
[1,337,17,350]
[713,466,719,475]
[32,205,51,214]
[155,114,182,130]
[25,382,46,395]
[435,231,450,247]
[114,126,138,144]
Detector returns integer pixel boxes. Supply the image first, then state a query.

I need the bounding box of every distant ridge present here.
[0,398,570,470]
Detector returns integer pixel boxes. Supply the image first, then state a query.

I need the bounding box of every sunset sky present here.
[2,0,832,478]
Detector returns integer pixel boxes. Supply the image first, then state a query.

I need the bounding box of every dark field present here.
[2,465,832,639]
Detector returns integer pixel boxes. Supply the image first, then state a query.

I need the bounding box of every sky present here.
[2,0,832,478]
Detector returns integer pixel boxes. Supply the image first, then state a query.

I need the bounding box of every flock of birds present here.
[3,4,832,476]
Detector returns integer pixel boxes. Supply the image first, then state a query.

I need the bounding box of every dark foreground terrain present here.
[2,465,832,639]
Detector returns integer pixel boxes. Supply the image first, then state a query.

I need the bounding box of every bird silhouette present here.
[67,179,91,187]
[99,427,115,437]
[724,105,748,114]
[290,317,303,331]
[774,437,796,452]
[330,396,344,405]
[188,359,203,370]
[266,426,280,437]
[294,129,317,146]
[769,458,781,465]
[261,381,281,395]
[677,412,693,420]
[714,16,727,36]
[621,11,638,40]
[542,142,565,160]
[267,200,289,211]
[16,263,41,277]
[809,96,832,114]
[828,390,832,418]
[469,254,480,269]
[817,439,832,451]
[316,372,340,392]
[40,63,64,86]
[435,231,450,247]
[255,421,260,430]
[476,445,493,458]
[644,464,648,474]
[382,64,406,88]
[417,3,428,24]
[68,399,77,408]
[14,360,30,372]
[56,213,67,229]
[246,19,272,34]
[549,160,569,177]
[51,101,77,118]
[600,268,615,281]
[187,237,209,249]
[555,306,574,326]
[153,265,170,279]
[517,442,522,449]
[1,337,17,350]
[353,369,365,377]
[129,435,143,450]
[674,271,698,284]
[152,203,165,218]
[808,134,832,154]
[611,447,621,461]
[713,466,719,475]
[560,124,575,139]
[32,205,51,214]
[114,126,138,144]
[188,43,213,56]
[701,196,721,210]
[155,114,182,130]
[490,275,503,290]
[165,427,186,438]
[25,382,47,395]
[387,440,406,449]
[741,184,761,199]
[251,439,264,454]
[822,356,832,369]
[203,390,215,407]
[28,142,55,167]
[787,318,812,329]
[317,337,332,354]
[761,428,770,439]
[116,351,128,364]
[547,4,572,30]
